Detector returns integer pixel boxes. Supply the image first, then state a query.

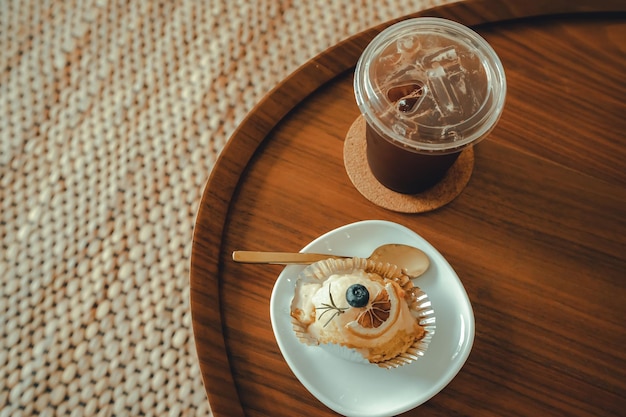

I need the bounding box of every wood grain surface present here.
[190,0,626,416]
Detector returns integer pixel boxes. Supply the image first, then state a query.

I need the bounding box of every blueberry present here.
[346,284,369,308]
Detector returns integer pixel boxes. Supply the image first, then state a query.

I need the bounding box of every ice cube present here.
[420,45,479,121]
[396,35,421,54]
[427,64,462,118]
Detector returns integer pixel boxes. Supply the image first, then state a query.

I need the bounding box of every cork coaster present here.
[343,115,474,213]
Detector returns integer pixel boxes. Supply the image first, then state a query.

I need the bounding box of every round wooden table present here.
[190,1,626,415]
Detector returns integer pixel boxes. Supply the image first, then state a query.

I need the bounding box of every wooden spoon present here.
[232,243,430,278]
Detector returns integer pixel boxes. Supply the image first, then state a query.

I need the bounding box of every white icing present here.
[292,269,419,355]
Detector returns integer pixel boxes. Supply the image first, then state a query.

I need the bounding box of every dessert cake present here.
[290,257,434,368]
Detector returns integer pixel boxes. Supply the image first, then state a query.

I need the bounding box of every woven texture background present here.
[0,1,455,415]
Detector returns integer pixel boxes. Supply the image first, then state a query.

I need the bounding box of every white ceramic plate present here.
[270,220,475,417]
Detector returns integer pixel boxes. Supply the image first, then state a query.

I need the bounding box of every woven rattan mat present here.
[0,1,454,415]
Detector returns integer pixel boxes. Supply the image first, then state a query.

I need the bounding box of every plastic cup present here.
[354,18,506,194]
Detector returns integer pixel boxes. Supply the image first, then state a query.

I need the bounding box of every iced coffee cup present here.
[354,18,506,194]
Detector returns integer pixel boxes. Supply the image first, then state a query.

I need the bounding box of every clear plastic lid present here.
[354,18,507,154]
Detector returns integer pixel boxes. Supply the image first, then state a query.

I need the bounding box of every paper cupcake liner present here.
[290,257,436,369]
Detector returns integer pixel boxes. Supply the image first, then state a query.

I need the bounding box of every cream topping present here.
[292,269,419,352]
